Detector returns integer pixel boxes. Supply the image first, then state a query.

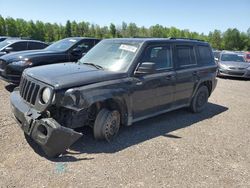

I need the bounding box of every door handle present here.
[192,71,198,76]
[165,75,175,80]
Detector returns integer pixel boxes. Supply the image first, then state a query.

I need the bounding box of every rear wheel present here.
[190,85,209,113]
[93,108,120,142]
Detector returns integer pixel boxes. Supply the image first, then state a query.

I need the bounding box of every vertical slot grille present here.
[19,76,41,105]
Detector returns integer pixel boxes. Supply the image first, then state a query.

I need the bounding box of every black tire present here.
[93,108,120,142]
[190,85,209,113]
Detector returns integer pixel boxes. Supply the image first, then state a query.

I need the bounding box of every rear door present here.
[28,42,47,50]
[10,41,28,52]
[174,43,199,106]
[132,43,176,119]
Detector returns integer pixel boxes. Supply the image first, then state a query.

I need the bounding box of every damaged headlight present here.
[41,87,52,104]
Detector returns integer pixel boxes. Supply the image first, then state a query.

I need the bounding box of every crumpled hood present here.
[219,61,250,69]
[25,63,127,89]
[0,49,63,63]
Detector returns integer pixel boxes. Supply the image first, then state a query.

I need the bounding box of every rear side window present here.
[197,45,213,65]
[28,42,47,50]
[176,45,196,67]
[10,42,28,51]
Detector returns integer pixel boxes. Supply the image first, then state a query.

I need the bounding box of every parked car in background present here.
[0,37,100,84]
[0,39,48,57]
[213,50,221,62]
[10,38,217,157]
[0,36,10,42]
[245,52,250,62]
[217,51,250,78]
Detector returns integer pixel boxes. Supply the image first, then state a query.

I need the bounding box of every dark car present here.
[0,37,100,84]
[217,51,250,78]
[10,38,217,157]
[0,39,48,57]
[0,36,10,42]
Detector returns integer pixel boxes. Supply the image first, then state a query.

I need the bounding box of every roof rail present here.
[167,37,205,42]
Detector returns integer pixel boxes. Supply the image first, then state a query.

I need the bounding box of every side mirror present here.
[135,62,156,75]
[4,47,13,53]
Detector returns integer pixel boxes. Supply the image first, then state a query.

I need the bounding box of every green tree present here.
[109,23,116,37]
[208,30,222,49]
[223,28,241,50]
[65,20,72,37]
[5,17,18,36]
[0,15,6,35]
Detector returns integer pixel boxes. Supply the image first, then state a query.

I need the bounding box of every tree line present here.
[0,15,249,51]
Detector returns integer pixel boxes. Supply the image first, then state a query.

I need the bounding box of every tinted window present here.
[73,40,95,53]
[176,45,196,67]
[198,46,213,65]
[143,45,172,70]
[10,42,27,51]
[28,42,47,50]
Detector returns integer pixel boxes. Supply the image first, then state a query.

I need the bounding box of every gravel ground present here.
[0,77,249,188]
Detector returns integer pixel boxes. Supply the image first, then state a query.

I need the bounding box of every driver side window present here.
[143,45,172,70]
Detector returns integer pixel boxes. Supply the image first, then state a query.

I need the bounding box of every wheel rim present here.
[104,111,120,141]
[196,91,207,108]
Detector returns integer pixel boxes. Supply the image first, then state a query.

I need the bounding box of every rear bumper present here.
[10,90,82,157]
[218,68,250,78]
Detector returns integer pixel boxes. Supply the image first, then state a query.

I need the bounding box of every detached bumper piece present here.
[10,91,82,158]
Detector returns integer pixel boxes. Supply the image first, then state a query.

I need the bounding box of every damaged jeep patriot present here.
[10,38,217,157]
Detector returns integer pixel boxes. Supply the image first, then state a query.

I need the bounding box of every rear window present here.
[198,45,213,65]
[176,45,196,67]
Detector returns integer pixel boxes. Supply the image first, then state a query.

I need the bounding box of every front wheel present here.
[190,86,209,113]
[93,109,121,142]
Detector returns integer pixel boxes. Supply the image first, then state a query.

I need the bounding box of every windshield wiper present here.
[83,63,104,70]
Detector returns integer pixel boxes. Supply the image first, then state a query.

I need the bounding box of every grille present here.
[229,67,245,70]
[19,76,40,105]
[227,71,244,76]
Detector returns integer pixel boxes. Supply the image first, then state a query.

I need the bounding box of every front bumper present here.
[218,68,250,78]
[0,67,21,84]
[10,90,82,157]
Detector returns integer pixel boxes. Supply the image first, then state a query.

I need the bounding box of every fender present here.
[58,78,133,125]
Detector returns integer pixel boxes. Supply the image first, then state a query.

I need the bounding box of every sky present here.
[0,0,249,34]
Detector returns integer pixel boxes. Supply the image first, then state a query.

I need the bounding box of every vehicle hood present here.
[0,49,63,63]
[25,63,127,89]
[219,61,250,69]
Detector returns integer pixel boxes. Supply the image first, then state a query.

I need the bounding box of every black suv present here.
[0,39,48,57]
[0,37,100,83]
[10,38,217,157]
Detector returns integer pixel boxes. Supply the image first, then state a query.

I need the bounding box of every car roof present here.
[63,37,100,41]
[4,39,46,43]
[221,50,242,55]
[103,37,209,45]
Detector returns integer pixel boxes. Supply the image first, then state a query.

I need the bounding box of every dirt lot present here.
[0,77,249,187]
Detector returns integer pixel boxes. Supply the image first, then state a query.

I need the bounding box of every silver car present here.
[217,51,250,78]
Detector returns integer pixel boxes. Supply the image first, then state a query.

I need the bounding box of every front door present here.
[131,44,176,119]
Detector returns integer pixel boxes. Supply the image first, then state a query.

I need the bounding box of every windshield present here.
[78,40,141,72]
[0,40,13,50]
[45,38,79,51]
[221,54,245,62]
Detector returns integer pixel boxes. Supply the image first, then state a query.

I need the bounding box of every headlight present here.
[219,63,228,69]
[41,87,52,104]
[12,59,32,66]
